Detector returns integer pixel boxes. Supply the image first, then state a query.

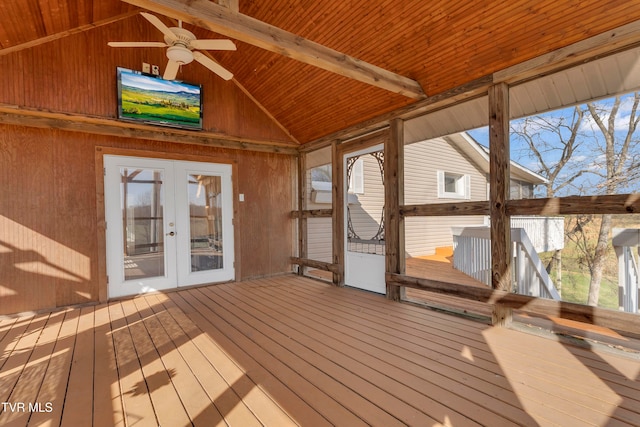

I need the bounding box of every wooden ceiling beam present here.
[121,0,426,99]
[0,104,299,155]
[0,11,140,57]
[216,0,239,14]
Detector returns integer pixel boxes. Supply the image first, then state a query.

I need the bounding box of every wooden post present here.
[297,153,307,275]
[489,82,513,326]
[331,141,345,285]
[385,119,405,301]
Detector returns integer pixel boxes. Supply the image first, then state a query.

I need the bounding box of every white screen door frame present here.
[344,144,386,294]
[104,155,234,298]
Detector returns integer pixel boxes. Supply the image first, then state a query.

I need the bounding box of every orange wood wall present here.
[0,124,293,314]
[0,19,295,315]
[0,16,293,143]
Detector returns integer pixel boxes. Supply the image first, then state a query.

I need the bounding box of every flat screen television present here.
[116,67,203,130]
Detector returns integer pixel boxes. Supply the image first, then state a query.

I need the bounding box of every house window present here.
[437,171,470,199]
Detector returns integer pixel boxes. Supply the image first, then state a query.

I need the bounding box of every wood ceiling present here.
[2,0,640,145]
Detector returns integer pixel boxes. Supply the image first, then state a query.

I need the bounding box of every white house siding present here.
[404,137,487,256]
[348,153,385,242]
[303,136,516,260]
[307,217,332,262]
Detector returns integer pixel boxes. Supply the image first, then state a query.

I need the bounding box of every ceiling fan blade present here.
[190,39,237,51]
[140,12,176,43]
[108,41,168,48]
[193,51,233,81]
[164,60,180,80]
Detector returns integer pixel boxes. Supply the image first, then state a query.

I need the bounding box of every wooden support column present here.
[489,82,513,326]
[331,141,345,285]
[297,153,307,275]
[385,119,406,301]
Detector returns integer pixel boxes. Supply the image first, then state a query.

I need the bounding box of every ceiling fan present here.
[108,12,236,81]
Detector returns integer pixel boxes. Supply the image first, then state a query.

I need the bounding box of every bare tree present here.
[511,92,640,306]
[511,106,586,198]
[583,93,640,305]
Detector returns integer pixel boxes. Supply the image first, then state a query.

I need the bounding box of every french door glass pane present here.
[121,168,165,280]
[188,174,224,272]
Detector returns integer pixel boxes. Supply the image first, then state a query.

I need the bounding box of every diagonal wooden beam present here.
[216,0,239,13]
[197,50,299,143]
[121,0,426,99]
[0,11,141,57]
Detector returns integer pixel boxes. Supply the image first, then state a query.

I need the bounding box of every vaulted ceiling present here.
[3,0,640,145]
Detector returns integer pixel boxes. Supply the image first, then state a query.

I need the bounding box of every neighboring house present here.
[306,132,547,262]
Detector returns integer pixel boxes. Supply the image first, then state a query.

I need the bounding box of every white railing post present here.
[612,228,640,314]
[452,225,561,300]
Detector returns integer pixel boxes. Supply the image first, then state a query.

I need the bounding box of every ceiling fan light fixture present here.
[166,45,194,65]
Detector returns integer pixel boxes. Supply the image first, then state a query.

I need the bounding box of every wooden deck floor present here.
[1,275,639,426]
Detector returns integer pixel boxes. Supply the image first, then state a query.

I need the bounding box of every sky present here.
[119,68,201,94]
[466,92,640,196]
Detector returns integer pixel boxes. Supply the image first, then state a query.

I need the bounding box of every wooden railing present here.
[612,228,640,314]
[452,226,561,300]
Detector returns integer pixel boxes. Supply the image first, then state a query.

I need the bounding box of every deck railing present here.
[452,226,561,300]
[508,216,565,252]
[612,228,640,313]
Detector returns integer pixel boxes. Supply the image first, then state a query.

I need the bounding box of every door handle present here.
[166,231,175,236]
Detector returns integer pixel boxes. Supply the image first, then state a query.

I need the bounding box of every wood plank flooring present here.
[0,275,639,426]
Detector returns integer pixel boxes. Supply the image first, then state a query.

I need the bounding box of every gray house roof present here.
[444,133,548,185]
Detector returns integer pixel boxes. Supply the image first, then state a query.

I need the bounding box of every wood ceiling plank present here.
[121,0,426,99]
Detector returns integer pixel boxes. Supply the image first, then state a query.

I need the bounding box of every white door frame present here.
[104,155,234,298]
[344,144,386,294]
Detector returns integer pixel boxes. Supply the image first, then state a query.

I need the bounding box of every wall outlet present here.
[151,65,160,76]
[142,62,151,73]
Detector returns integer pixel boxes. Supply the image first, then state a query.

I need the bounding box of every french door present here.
[104,156,234,298]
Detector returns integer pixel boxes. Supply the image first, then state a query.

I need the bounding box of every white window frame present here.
[437,170,471,199]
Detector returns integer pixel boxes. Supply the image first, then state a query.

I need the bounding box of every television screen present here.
[116,67,203,130]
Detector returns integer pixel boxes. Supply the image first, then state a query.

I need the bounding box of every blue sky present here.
[120,68,200,94]
[466,92,640,196]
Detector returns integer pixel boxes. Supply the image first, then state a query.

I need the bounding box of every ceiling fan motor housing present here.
[166,45,194,64]
[165,27,197,64]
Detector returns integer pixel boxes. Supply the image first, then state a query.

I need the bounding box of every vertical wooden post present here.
[385,120,405,301]
[489,82,513,326]
[297,153,307,275]
[332,141,345,285]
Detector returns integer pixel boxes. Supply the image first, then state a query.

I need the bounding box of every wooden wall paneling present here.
[0,124,295,315]
[266,152,294,276]
[0,53,24,106]
[489,82,512,326]
[331,141,344,285]
[53,130,98,307]
[384,119,404,301]
[1,17,295,144]
[236,151,292,279]
[0,126,57,313]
